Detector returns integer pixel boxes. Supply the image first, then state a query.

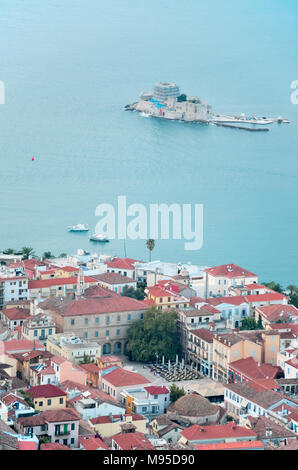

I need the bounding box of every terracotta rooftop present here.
[38,289,148,316]
[105,258,143,270]
[40,443,70,450]
[181,421,257,441]
[111,431,155,450]
[26,384,66,399]
[18,408,80,427]
[1,307,30,321]
[191,328,215,343]
[194,440,264,450]
[102,367,150,387]
[91,272,135,285]
[167,394,218,418]
[229,357,280,381]
[204,264,257,279]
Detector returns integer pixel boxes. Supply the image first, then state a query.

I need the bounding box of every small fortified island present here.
[125,82,290,131]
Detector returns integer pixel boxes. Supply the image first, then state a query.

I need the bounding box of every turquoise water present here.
[0,0,297,285]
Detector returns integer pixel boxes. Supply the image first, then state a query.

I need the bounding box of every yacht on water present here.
[89,233,109,242]
[68,224,89,232]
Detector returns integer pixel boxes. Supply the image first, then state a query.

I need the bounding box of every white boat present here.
[68,224,89,232]
[89,233,109,242]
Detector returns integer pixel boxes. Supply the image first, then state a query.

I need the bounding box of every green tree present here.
[59,253,67,258]
[43,251,55,259]
[80,353,94,364]
[240,317,258,330]
[177,94,187,102]
[125,308,181,363]
[262,281,283,293]
[170,383,185,402]
[287,285,298,296]
[121,285,145,301]
[3,248,15,255]
[146,239,155,262]
[21,247,35,260]
[257,315,264,329]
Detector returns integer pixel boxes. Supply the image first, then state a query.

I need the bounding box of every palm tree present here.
[43,251,55,259]
[21,247,35,260]
[146,239,155,262]
[287,285,298,296]
[3,248,15,255]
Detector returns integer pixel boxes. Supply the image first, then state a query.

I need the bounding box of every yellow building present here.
[145,285,190,311]
[89,413,147,438]
[26,384,67,411]
[212,330,280,383]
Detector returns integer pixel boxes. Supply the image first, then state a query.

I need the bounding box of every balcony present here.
[55,430,71,436]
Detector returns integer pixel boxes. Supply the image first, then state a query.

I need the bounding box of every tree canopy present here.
[121,285,145,301]
[169,383,185,402]
[125,307,181,363]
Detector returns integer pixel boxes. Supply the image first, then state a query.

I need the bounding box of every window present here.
[117,315,120,322]
[84,318,88,325]
[116,329,120,336]
[47,399,51,405]
[71,423,75,430]
[39,401,43,407]
[128,314,131,320]
[34,330,38,337]
[106,330,109,337]
[83,332,88,339]
[94,331,98,337]
[59,398,63,404]
[140,313,144,319]
[95,317,99,323]
[106,316,110,324]
[49,328,52,335]
[71,319,75,325]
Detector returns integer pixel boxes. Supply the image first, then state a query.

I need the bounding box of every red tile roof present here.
[191,328,215,343]
[102,367,150,387]
[26,384,66,399]
[28,276,96,289]
[144,386,169,395]
[40,443,70,450]
[19,408,80,426]
[39,365,56,376]
[229,357,280,381]
[146,285,171,298]
[207,295,248,306]
[194,440,264,450]
[59,266,79,272]
[106,258,142,270]
[285,358,298,370]
[205,264,257,279]
[189,297,206,306]
[40,292,148,317]
[257,304,298,322]
[90,414,144,425]
[2,339,45,353]
[1,308,30,321]
[80,363,100,374]
[79,436,109,450]
[111,431,155,450]
[180,422,257,441]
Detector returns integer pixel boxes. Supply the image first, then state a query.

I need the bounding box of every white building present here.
[121,386,170,418]
[205,264,258,298]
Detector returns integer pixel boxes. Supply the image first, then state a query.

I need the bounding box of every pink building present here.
[50,356,87,386]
